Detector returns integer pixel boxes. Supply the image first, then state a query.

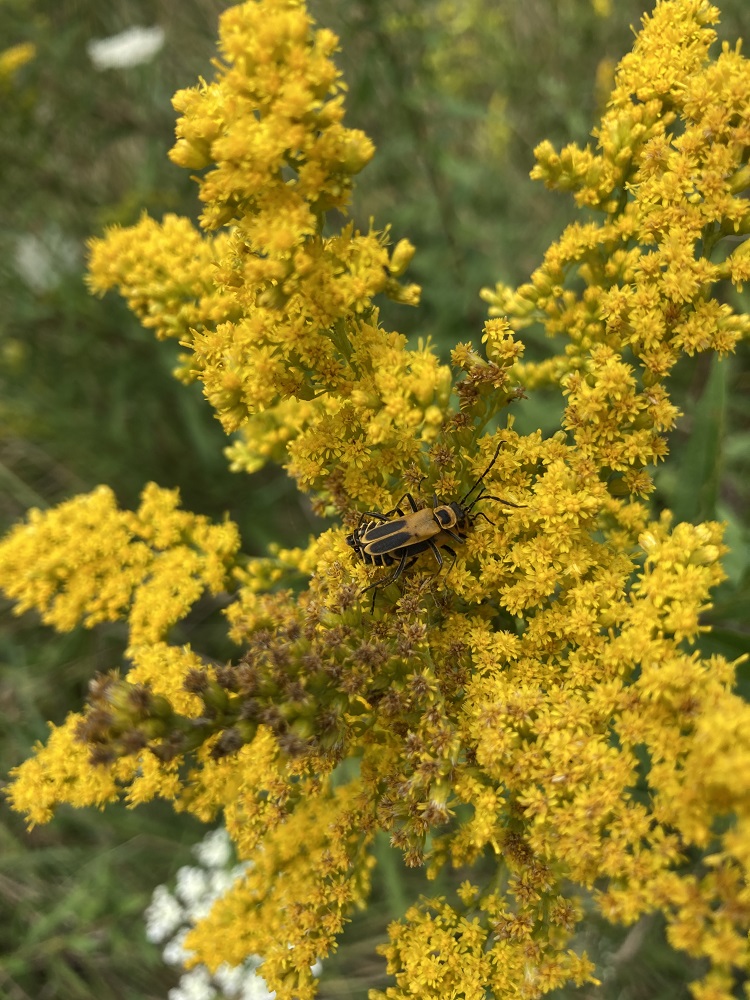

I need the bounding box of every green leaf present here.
[670,356,728,524]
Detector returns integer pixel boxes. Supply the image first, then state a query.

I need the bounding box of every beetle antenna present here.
[465,492,524,514]
[460,441,504,505]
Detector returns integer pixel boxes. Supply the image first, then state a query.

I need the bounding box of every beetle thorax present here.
[433,502,463,529]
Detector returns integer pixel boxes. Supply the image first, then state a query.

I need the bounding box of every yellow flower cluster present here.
[88,0,427,507]
[4,2,750,999]
[87,214,237,379]
[0,483,240,643]
[482,0,750,494]
[184,782,375,1000]
[375,893,594,1000]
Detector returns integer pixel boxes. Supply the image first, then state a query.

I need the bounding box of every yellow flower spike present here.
[488,0,750,420]
[183,782,374,1000]
[0,42,36,86]
[87,4,421,466]
[0,484,241,641]
[7,715,137,828]
[0,487,148,631]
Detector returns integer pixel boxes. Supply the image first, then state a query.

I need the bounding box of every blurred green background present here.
[1,0,748,997]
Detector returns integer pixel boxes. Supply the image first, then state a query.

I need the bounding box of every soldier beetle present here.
[346,441,523,607]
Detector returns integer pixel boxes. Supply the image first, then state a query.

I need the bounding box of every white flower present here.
[206,866,243,899]
[193,827,233,869]
[213,958,273,1000]
[239,971,276,1000]
[168,966,217,1000]
[144,884,184,944]
[14,232,78,292]
[176,865,211,909]
[213,963,245,995]
[163,928,194,968]
[87,26,165,71]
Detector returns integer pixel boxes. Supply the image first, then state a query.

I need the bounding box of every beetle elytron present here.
[346,441,523,604]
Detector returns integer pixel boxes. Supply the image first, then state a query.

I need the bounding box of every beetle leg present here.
[426,539,443,576]
[426,540,460,582]
[442,528,465,545]
[383,549,412,586]
[355,495,418,537]
[358,504,409,530]
[442,545,458,578]
[361,549,408,596]
[367,554,417,614]
[389,493,419,515]
[361,547,420,610]
[357,510,393,531]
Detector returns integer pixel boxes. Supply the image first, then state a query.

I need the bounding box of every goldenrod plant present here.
[3,1,750,997]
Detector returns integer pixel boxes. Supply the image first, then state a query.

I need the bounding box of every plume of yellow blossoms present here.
[3,1,750,998]
[0,41,36,86]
